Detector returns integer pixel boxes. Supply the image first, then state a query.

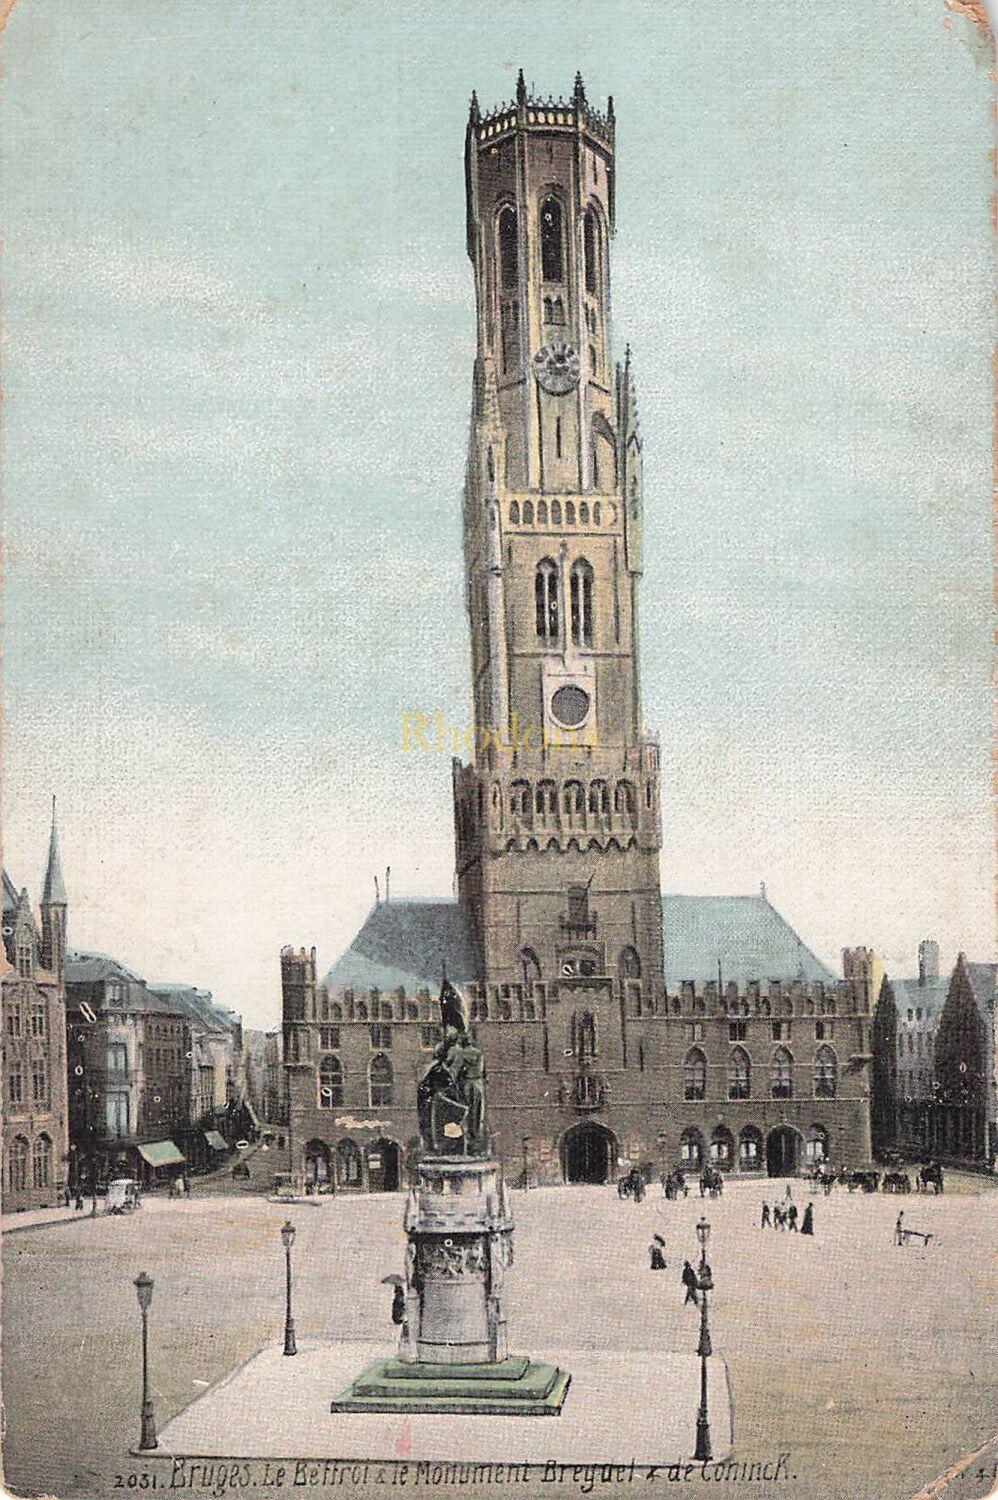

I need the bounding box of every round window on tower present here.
[551,684,591,728]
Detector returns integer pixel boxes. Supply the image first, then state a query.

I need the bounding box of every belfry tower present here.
[454,73,664,1027]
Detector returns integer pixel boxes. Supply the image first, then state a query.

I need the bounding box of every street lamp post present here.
[281,1221,297,1356]
[133,1272,158,1451]
[694,1216,713,1463]
[521,1136,531,1192]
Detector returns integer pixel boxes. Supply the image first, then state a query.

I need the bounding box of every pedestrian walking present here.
[681,1260,699,1305]
[391,1284,405,1325]
[183,1173,191,1198]
[649,1234,667,1270]
[801,1202,814,1235]
[787,1203,799,1232]
[761,1202,771,1229]
[62,1186,71,1209]
[74,1191,84,1212]
[774,1203,785,1230]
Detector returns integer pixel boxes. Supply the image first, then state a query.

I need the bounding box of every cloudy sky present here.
[3,0,994,1028]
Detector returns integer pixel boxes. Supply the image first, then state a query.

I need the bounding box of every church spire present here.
[42,796,67,905]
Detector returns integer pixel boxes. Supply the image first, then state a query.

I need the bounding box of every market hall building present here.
[281,77,874,1191]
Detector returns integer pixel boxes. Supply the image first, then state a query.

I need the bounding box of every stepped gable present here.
[322,900,483,996]
[660,893,836,989]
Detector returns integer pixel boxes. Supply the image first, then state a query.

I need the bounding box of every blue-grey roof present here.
[966,962,997,1013]
[661,894,836,988]
[320,893,834,994]
[322,900,482,994]
[890,974,949,1024]
[65,949,143,985]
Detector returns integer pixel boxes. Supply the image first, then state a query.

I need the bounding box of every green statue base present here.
[330,1355,571,1416]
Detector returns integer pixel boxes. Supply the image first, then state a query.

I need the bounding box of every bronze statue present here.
[416,981,489,1156]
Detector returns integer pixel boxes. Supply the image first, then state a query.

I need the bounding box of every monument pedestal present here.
[331,1155,570,1416]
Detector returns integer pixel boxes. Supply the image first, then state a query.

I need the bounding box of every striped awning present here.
[137,1140,185,1167]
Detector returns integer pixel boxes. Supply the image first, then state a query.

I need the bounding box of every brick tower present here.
[454,73,664,1068]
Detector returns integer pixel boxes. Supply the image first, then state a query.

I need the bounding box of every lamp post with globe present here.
[281,1221,297,1356]
[133,1272,157,1451]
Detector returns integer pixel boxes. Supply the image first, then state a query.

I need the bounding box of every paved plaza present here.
[2,1176,997,1500]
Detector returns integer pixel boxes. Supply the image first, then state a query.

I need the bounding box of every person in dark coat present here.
[801,1202,814,1235]
[774,1203,785,1230]
[787,1202,799,1231]
[681,1261,699,1305]
[391,1284,405,1325]
[649,1234,667,1270]
[761,1202,771,1229]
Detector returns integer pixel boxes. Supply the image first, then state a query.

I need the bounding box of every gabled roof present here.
[3,870,19,915]
[965,962,997,1013]
[149,984,238,1034]
[319,892,835,995]
[322,900,482,994]
[661,893,836,988]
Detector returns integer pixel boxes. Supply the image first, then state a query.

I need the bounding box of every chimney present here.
[918,939,939,986]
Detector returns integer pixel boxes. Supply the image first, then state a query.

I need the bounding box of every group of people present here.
[760,1186,814,1235]
[647,1237,708,1309]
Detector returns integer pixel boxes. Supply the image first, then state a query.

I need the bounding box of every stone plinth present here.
[331,1155,571,1415]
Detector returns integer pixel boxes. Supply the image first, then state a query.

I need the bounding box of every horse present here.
[882,1171,911,1194]
[919,1162,944,1195]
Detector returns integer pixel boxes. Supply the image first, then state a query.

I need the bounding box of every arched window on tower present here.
[584,207,599,295]
[535,558,559,644]
[573,1010,597,1060]
[620,947,641,979]
[498,205,518,289]
[540,196,564,283]
[570,559,594,647]
[551,499,562,526]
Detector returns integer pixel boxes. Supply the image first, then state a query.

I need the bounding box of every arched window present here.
[563,781,584,818]
[684,1048,706,1101]
[739,1126,763,1170]
[565,501,576,526]
[614,780,636,821]
[509,500,520,525]
[330,1002,343,1021]
[522,499,534,524]
[728,1047,750,1099]
[579,502,589,524]
[369,1053,393,1107]
[496,996,512,1021]
[805,1125,829,1163]
[588,780,609,817]
[498,205,518,289]
[680,1128,704,1168]
[31,1133,51,1189]
[537,500,548,525]
[551,499,562,526]
[584,207,599,295]
[535,781,557,816]
[620,947,641,979]
[535,558,558,643]
[710,1127,734,1167]
[500,299,519,373]
[540,196,564,283]
[771,1047,793,1099]
[574,1010,597,1060]
[570,558,593,646]
[593,502,601,524]
[318,1055,342,1108]
[814,1047,837,1098]
[510,780,531,817]
[356,1000,368,1021]
[8,1136,29,1193]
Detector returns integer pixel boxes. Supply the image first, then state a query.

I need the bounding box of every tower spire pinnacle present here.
[42,795,67,906]
[516,68,526,106]
[574,71,586,106]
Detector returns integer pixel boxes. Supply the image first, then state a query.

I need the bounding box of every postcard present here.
[2,3,995,1500]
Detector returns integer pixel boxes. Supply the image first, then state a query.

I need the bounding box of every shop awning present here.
[137,1140,185,1168]
[203,1130,228,1152]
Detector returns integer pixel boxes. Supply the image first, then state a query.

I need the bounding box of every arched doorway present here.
[336,1138,363,1189]
[366,1137,400,1192]
[766,1126,800,1177]
[561,1121,617,1185]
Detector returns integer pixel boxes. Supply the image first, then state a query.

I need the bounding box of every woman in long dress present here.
[801,1202,814,1235]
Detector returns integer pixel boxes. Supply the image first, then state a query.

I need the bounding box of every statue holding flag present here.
[416,978,489,1157]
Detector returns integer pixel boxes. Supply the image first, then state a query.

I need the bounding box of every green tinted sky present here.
[3,0,993,1026]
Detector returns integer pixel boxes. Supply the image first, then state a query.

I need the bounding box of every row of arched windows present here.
[7,1132,52,1193]
[679,1124,829,1170]
[506,777,640,824]
[318,1053,393,1109]
[682,1046,837,1101]
[495,198,604,314]
[510,498,604,527]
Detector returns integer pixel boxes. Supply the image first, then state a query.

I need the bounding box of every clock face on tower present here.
[532,341,581,395]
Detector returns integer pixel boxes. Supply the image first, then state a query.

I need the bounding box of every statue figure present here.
[415,980,489,1156]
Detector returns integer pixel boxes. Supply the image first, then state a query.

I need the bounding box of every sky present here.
[3,0,994,1029]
